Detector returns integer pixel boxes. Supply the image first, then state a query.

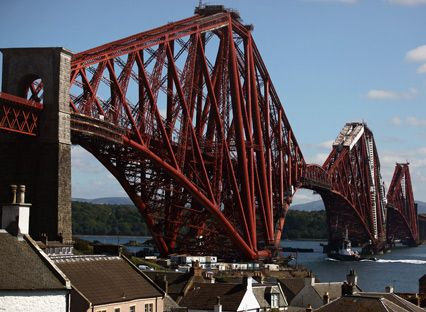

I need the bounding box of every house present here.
[145,261,211,303]
[252,282,288,311]
[179,277,260,312]
[0,187,71,312]
[280,271,362,309]
[53,254,164,312]
[315,293,424,312]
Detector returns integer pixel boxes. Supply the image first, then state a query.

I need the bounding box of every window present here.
[114,309,120,312]
[130,306,136,312]
[144,303,153,312]
[270,293,279,308]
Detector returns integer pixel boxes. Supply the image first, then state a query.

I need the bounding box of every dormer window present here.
[270,293,279,308]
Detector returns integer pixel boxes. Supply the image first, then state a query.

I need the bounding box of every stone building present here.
[53,254,165,312]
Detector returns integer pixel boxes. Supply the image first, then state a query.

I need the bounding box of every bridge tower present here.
[0,48,73,243]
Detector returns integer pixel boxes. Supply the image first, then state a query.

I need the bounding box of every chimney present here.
[419,274,426,294]
[385,286,394,293]
[415,294,421,307]
[341,281,355,297]
[305,271,315,286]
[323,292,330,304]
[161,275,169,294]
[190,260,203,277]
[243,276,253,290]
[214,296,222,312]
[346,269,358,286]
[306,304,313,312]
[1,185,31,236]
[41,233,48,246]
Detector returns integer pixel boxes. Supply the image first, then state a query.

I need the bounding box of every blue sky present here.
[1,0,425,204]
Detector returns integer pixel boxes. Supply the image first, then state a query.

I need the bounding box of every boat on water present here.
[327,227,362,261]
[328,238,361,261]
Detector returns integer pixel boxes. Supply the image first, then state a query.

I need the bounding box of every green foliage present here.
[282,210,327,239]
[73,237,94,254]
[72,201,149,236]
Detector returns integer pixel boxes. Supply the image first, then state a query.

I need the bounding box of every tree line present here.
[72,201,327,239]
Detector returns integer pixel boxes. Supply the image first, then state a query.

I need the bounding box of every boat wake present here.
[325,257,340,261]
[375,259,426,265]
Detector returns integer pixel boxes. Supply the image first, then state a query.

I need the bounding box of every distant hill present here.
[72,197,134,206]
[290,199,426,214]
[416,201,426,214]
[291,200,324,211]
[71,197,426,214]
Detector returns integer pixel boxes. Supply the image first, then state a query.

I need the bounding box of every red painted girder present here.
[0,92,43,136]
[71,13,230,71]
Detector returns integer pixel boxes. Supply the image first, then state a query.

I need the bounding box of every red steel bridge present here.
[0,5,419,259]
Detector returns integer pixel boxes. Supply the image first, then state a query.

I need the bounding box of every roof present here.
[164,293,181,312]
[313,282,362,300]
[0,231,68,291]
[357,292,425,312]
[180,282,246,311]
[54,255,162,305]
[278,278,307,303]
[145,271,193,300]
[252,284,287,308]
[316,295,417,312]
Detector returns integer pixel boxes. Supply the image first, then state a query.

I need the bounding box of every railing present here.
[0,92,43,136]
[300,164,332,190]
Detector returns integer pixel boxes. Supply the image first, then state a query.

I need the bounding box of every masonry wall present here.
[0,48,72,243]
[89,297,164,312]
[0,290,69,312]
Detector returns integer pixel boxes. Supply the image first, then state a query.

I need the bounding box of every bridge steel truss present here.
[318,123,388,252]
[0,92,43,136]
[69,9,304,259]
[0,7,420,259]
[386,163,419,246]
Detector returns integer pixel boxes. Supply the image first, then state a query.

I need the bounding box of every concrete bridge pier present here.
[0,48,72,243]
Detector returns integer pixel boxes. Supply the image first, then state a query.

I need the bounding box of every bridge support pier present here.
[0,48,72,243]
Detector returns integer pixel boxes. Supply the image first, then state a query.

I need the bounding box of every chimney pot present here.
[10,185,17,204]
[385,286,394,293]
[323,291,330,304]
[17,185,26,204]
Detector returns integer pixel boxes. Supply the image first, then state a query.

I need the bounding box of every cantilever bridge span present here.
[0,6,419,259]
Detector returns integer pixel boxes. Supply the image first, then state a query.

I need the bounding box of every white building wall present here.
[0,291,68,312]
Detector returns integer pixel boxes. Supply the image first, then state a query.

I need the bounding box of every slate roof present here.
[145,271,192,300]
[313,282,362,300]
[55,255,162,305]
[278,278,306,303]
[0,231,68,291]
[315,295,418,312]
[356,292,425,312]
[252,284,287,308]
[179,282,246,311]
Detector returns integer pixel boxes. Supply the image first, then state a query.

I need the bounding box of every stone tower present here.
[0,47,72,243]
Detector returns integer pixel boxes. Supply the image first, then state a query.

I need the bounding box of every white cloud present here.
[366,88,418,100]
[406,45,426,62]
[417,63,426,73]
[388,0,426,5]
[406,116,426,127]
[390,116,426,127]
[390,117,402,125]
[318,140,334,149]
[302,0,358,3]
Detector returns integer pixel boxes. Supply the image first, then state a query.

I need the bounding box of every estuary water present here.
[76,235,425,293]
[280,240,426,293]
